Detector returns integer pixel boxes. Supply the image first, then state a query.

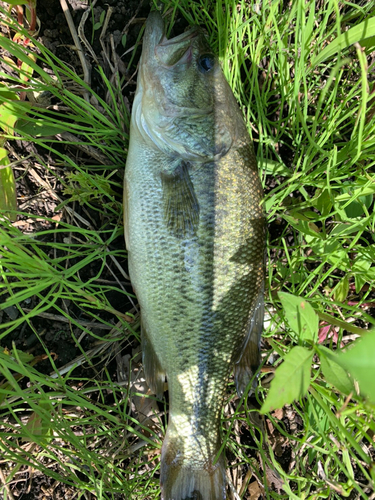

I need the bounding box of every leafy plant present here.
[0,85,21,219]
[4,0,37,33]
[0,0,38,217]
[260,292,375,413]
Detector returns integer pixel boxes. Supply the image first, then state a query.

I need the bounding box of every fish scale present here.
[124,11,264,500]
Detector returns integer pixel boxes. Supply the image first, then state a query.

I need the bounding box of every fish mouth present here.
[155,17,200,69]
[159,26,200,47]
[155,27,200,68]
[143,12,202,68]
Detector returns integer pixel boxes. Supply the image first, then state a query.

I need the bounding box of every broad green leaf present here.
[260,346,313,414]
[2,0,30,5]
[324,240,350,271]
[93,11,106,30]
[312,188,333,217]
[352,257,372,293]
[303,210,320,220]
[317,345,355,395]
[356,246,375,261]
[0,147,17,218]
[278,292,318,343]
[306,235,350,272]
[329,222,368,237]
[0,101,20,135]
[361,35,375,51]
[261,158,291,177]
[284,215,323,239]
[0,84,19,100]
[344,195,373,218]
[312,16,375,66]
[337,332,375,404]
[354,275,370,295]
[17,118,69,137]
[10,348,34,365]
[333,275,349,302]
[335,184,375,202]
[25,400,53,442]
[20,57,36,83]
[340,182,373,218]
[306,395,330,434]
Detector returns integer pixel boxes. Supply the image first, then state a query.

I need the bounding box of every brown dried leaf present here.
[265,466,284,493]
[248,480,263,500]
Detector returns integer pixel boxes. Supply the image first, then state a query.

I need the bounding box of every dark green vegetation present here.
[0,0,374,498]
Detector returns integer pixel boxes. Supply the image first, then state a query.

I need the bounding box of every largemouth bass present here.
[124,11,265,500]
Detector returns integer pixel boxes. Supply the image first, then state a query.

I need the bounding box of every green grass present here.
[1,0,375,498]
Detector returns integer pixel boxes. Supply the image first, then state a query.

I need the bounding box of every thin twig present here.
[119,0,145,46]
[49,332,122,378]
[227,476,242,500]
[99,7,114,74]
[59,0,91,102]
[0,467,15,500]
[58,131,109,164]
[21,309,116,330]
[78,0,100,65]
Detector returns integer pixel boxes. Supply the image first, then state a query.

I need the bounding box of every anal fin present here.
[141,318,166,398]
[234,289,264,396]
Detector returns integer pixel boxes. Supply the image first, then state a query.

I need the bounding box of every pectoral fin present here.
[234,289,264,396]
[141,318,166,398]
[161,160,199,238]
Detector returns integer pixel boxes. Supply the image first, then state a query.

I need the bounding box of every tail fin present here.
[160,422,226,500]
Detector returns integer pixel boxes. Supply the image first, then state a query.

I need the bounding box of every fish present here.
[124,11,265,500]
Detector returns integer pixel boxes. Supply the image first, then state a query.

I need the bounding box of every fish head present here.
[142,12,214,114]
[134,11,244,161]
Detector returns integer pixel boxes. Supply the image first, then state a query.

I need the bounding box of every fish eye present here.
[198,54,215,73]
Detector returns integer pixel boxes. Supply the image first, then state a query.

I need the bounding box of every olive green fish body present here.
[124,12,264,500]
